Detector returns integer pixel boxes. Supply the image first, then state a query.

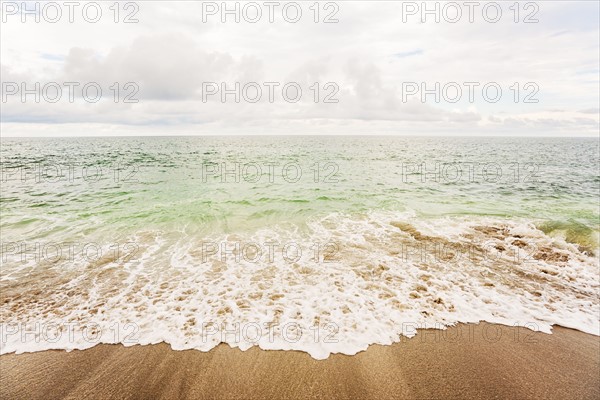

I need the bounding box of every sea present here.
[1,136,598,359]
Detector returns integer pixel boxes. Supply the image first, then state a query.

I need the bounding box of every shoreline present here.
[1,323,598,399]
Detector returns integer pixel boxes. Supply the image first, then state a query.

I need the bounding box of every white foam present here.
[1,212,599,359]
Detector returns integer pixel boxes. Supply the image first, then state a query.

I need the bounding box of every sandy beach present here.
[1,322,598,400]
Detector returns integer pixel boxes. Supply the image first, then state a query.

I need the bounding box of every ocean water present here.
[1,136,599,359]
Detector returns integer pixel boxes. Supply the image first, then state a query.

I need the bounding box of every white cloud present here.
[1,0,598,136]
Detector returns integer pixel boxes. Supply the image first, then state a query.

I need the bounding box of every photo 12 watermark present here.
[1,1,140,23]
[199,321,340,345]
[399,162,540,184]
[400,321,541,344]
[399,1,539,24]
[1,241,140,264]
[0,321,140,347]
[401,82,539,104]
[394,239,564,268]
[201,81,340,104]
[201,161,340,184]
[1,161,140,184]
[198,240,340,264]
[1,82,140,104]
[199,1,340,23]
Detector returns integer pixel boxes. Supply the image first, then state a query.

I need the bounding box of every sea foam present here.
[1,212,599,359]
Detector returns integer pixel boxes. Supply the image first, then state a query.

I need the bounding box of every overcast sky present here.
[1,0,599,136]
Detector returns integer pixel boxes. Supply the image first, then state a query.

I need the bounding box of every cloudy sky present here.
[1,0,599,136]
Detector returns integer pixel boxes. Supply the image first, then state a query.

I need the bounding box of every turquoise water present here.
[2,136,598,242]
[1,136,599,358]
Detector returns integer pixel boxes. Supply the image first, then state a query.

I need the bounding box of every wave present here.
[1,211,598,359]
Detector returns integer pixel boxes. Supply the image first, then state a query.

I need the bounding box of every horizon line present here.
[1,134,598,139]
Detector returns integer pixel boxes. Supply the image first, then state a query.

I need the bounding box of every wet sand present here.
[1,323,598,400]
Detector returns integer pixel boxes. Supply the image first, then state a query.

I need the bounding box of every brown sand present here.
[1,323,598,400]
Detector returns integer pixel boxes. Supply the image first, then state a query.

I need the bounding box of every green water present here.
[1,136,598,245]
